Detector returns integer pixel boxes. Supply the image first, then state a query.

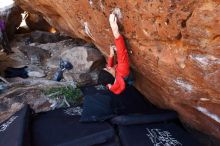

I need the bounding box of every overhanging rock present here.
[15,0,220,139]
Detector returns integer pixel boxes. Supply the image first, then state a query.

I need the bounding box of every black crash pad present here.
[0,105,31,146]
[81,85,177,124]
[110,85,176,115]
[32,107,118,146]
[110,112,177,126]
[81,85,110,97]
[118,122,202,146]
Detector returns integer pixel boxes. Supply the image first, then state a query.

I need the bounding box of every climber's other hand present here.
[110,45,115,57]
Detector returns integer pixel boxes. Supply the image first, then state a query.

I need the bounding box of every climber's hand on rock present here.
[107,84,112,89]
[112,45,117,51]
[109,13,117,30]
[109,13,120,39]
[110,45,115,57]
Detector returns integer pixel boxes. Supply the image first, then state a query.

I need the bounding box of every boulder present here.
[13,33,103,85]
[14,0,220,140]
[0,88,50,123]
[47,45,105,85]
[62,46,104,85]
[18,45,51,65]
[0,79,78,123]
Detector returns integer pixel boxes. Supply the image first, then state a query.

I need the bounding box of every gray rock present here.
[60,46,104,85]
[26,65,46,78]
[18,45,51,65]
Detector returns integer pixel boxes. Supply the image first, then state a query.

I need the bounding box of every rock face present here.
[15,0,220,139]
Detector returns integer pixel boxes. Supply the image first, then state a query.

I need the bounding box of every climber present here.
[0,19,12,54]
[98,13,131,94]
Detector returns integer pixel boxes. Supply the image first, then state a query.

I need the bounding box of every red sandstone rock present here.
[15,0,220,139]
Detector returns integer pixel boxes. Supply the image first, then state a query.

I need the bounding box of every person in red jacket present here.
[98,13,130,94]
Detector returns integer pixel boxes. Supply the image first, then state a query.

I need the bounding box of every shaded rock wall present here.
[0,3,23,39]
[15,0,220,139]
[26,13,52,32]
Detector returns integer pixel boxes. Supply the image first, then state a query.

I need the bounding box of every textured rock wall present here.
[15,0,220,139]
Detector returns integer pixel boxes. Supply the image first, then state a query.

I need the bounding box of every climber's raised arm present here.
[98,13,130,94]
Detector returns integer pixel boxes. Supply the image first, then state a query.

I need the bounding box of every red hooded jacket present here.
[107,35,130,94]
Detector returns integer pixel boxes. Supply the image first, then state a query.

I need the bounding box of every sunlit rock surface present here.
[15,0,220,139]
